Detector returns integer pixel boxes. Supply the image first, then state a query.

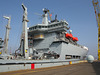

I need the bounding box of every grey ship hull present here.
[58,42,88,60]
[48,41,88,60]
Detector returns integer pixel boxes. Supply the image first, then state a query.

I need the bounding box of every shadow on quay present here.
[92,60,100,75]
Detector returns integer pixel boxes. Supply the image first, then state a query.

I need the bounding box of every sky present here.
[0,0,99,58]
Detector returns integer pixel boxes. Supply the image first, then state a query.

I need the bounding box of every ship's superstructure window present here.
[73,55,76,59]
[76,56,81,59]
[72,55,80,59]
[0,40,2,45]
[65,55,81,59]
[48,26,50,28]
[35,26,37,29]
[65,55,72,59]
[0,38,3,46]
[39,26,41,28]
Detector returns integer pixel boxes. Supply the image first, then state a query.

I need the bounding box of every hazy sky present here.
[0,0,99,58]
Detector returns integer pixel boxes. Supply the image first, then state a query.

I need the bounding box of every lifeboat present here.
[65,33,78,41]
[65,33,73,38]
[72,37,78,41]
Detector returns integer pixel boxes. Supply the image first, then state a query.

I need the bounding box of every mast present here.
[3,16,11,54]
[42,8,48,25]
[21,3,29,59]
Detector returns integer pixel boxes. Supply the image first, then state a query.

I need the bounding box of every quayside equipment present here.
[92,0,100,60]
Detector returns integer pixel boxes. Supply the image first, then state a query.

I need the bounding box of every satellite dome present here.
[87,55,94,63]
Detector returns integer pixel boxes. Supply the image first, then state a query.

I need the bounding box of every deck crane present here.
[92,0,100,60]
[3,16,11,55]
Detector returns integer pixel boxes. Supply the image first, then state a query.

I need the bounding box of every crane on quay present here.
[92,0,100,60]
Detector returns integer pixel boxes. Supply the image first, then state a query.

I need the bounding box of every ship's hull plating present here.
[50,41,88,60]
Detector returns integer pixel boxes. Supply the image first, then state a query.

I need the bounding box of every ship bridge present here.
[28,20,69,34]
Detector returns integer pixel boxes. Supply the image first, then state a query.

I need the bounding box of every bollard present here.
[69,61,72,64]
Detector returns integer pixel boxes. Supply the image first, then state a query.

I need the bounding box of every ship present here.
[0,4,88,72]
[27,8,88,60]
[0,4,88,60]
